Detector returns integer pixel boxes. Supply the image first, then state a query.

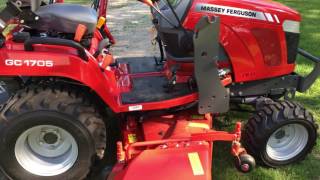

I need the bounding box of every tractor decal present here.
[128,105,143,111]
[4,59,54,67]
[188,152,205,176]
[196,3,270,22]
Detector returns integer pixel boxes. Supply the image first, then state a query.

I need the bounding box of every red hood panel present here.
[195,0,301,21]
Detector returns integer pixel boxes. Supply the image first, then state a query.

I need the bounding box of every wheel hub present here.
[15,125,78,176]
[266,123,308,161]
[43,132,59,144]
[39,129,63,150]
[274,129,286,139]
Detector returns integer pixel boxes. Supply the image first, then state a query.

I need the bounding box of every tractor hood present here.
[185,0,302,26]
[211,0,302,23]
[154,0,301,30]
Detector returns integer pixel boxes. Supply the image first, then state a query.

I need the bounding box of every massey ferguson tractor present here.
[0,0,319,179]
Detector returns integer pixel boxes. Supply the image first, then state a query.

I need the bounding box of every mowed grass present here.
[0,0,319,179]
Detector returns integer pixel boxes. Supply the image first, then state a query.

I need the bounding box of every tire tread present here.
[243,100,318,167]
[0,85,107,179]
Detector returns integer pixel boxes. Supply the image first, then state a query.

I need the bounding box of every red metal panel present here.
[182,0,300,82]
[0,41,200,113]
[110,143,212,180]
[110,111,245,180]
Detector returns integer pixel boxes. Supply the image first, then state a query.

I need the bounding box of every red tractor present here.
[0,0,319,179]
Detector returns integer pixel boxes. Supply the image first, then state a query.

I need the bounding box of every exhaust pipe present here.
[30,0,41,12]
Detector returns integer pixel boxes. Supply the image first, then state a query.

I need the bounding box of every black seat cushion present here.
[34,3,97,34]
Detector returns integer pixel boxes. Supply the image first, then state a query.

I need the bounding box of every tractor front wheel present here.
[243,100,318,167]
[0,86,108,180]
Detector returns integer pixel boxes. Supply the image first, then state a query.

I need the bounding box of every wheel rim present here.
[15,125,78,176]
[266,123,309,161]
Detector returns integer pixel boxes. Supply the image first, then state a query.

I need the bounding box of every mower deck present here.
[109,109,246,180]
[110,142,212,180]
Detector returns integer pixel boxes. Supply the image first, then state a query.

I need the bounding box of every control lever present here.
[137,0,178,28]
[164,65,179,92]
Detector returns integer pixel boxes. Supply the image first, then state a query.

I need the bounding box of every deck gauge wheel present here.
[235,154,256,173]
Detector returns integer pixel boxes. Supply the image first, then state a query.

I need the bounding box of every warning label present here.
[196,4,267,21]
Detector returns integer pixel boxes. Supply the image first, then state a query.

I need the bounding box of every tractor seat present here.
[34,3,98,34]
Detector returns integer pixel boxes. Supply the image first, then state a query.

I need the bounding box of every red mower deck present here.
[109,111,245,180]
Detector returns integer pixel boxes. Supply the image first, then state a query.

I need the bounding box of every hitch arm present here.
[191,122,241,142]
[297,48,320,92]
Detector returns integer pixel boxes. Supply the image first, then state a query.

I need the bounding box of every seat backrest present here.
[34,3,98,34]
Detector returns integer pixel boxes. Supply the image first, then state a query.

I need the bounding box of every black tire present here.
[0,77,22,105]
[0,86,109,180]
[243,100,318,167]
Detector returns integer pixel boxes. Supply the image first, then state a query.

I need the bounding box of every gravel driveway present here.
[107,0,160,58]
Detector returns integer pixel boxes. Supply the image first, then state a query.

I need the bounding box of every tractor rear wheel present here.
[243,100,318,167]
[0,86,108,180]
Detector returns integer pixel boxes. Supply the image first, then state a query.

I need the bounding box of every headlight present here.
[283,20,300,64]
[282,20,300,34]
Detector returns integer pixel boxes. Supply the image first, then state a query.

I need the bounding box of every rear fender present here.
[0,49,120,112]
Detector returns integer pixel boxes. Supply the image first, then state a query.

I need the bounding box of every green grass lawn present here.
[0,0,319,179]
[215,0,320,179]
